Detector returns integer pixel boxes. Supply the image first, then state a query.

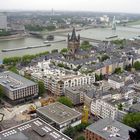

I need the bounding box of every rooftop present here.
[37,102,81,125]
[0,71,37,91]
[0,118,71,140]
[130,103,140,112]
[86,118,135,140]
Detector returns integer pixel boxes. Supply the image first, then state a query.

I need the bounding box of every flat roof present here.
[0,71,37,91]
[86,118,135,140]
[0,118,71,140]
[37,102,81,125]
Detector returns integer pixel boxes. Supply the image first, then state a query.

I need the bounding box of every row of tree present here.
[3,51,50,66]
[64,123,90,139]
[25,25,56,31]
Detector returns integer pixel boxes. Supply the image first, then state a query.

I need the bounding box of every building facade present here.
[85,118,135,140]
[0,118,72,140]
[0,13,7,30]
[67,27,80,55]
[0,71,38,104]
[37,102,82,132]
[90,99,127,121]
[44,74,95,96]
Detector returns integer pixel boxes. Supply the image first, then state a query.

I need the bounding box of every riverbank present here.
[0,34,26,41]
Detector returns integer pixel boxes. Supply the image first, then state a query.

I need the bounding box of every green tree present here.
[80,41,92,51]
[57,63,65,67]
[8,66,19,74]
[118,103,123,110]
[38,81,45,96]
[64,127,76,139]
[123,113,140,128]
[51,49,58,53]
[46,25,56,31]
[60,48,68,54]
[58,96,73,108]
[101,54,110,62]
[25,25,45,31]
[133,61,140,70]
[95,73,103,81]
[76,136,85,140]
[0,29,11,36]
[0,85,4,102]
[111,39,126,46]
[114,67,122,74]
[75,123,91,132]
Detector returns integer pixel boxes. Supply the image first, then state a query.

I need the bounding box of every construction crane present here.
[82,105,89,124]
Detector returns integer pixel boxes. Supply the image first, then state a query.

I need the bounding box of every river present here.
[0,26,140,61]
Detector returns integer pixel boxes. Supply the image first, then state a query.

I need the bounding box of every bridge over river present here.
[29,25,105,43]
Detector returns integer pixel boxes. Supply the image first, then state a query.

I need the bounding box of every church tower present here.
[67,28,80,55]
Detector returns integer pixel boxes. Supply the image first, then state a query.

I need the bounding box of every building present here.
[37,102,82,132]
[91,98,128,121]
[44,74,95,96]
[0,71,38,104]
[129,103,140,113]
[108,75,125,89]
[0,118,71,140]
[67,27,80,56]
[64,84,97,105]
[0,13,7,30]
[85,118,135,140]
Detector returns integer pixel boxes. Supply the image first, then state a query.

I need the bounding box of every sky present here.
[0,0,140,13]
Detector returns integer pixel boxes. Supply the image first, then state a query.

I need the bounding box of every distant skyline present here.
[0,0,140,14]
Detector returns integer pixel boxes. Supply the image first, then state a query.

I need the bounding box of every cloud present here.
[0,0,139,13]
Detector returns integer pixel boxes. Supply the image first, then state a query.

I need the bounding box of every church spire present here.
[70,27,77,41]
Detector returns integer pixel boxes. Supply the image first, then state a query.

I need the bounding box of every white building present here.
[0,71,38,104]
[44,74,95,96]
[0,14,7,30]
[108,75,125,89]
[20,59,66,80]
[91,99,127,121]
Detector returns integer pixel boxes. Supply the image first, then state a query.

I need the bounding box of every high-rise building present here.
[0,13,7,30]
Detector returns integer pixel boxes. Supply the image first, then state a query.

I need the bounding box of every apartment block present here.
[0,71,38,104]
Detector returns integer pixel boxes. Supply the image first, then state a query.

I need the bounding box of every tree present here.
[101,54,110,62]
[123,113,140,128]
[46,25,56,31]
[0,85,4,103]
[118,103,123,110]
[76,136,85,140]
[38,81,45,96]
[95,73,103,81]
[114,67,122,74]
[75,123,91,132]
[8,66,19,74]
[60,48,68,54]
[133,61,140,71]
[51,49,58,53]
[58,97,73,108]
[129,123,140,140]
[64,127,76,139]
[57,63,65,67]
[80,41,92,51]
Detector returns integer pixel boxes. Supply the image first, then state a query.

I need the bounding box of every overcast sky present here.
[0,0,139,13]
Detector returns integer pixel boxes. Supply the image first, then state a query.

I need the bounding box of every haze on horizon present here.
[0,0,140,14]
